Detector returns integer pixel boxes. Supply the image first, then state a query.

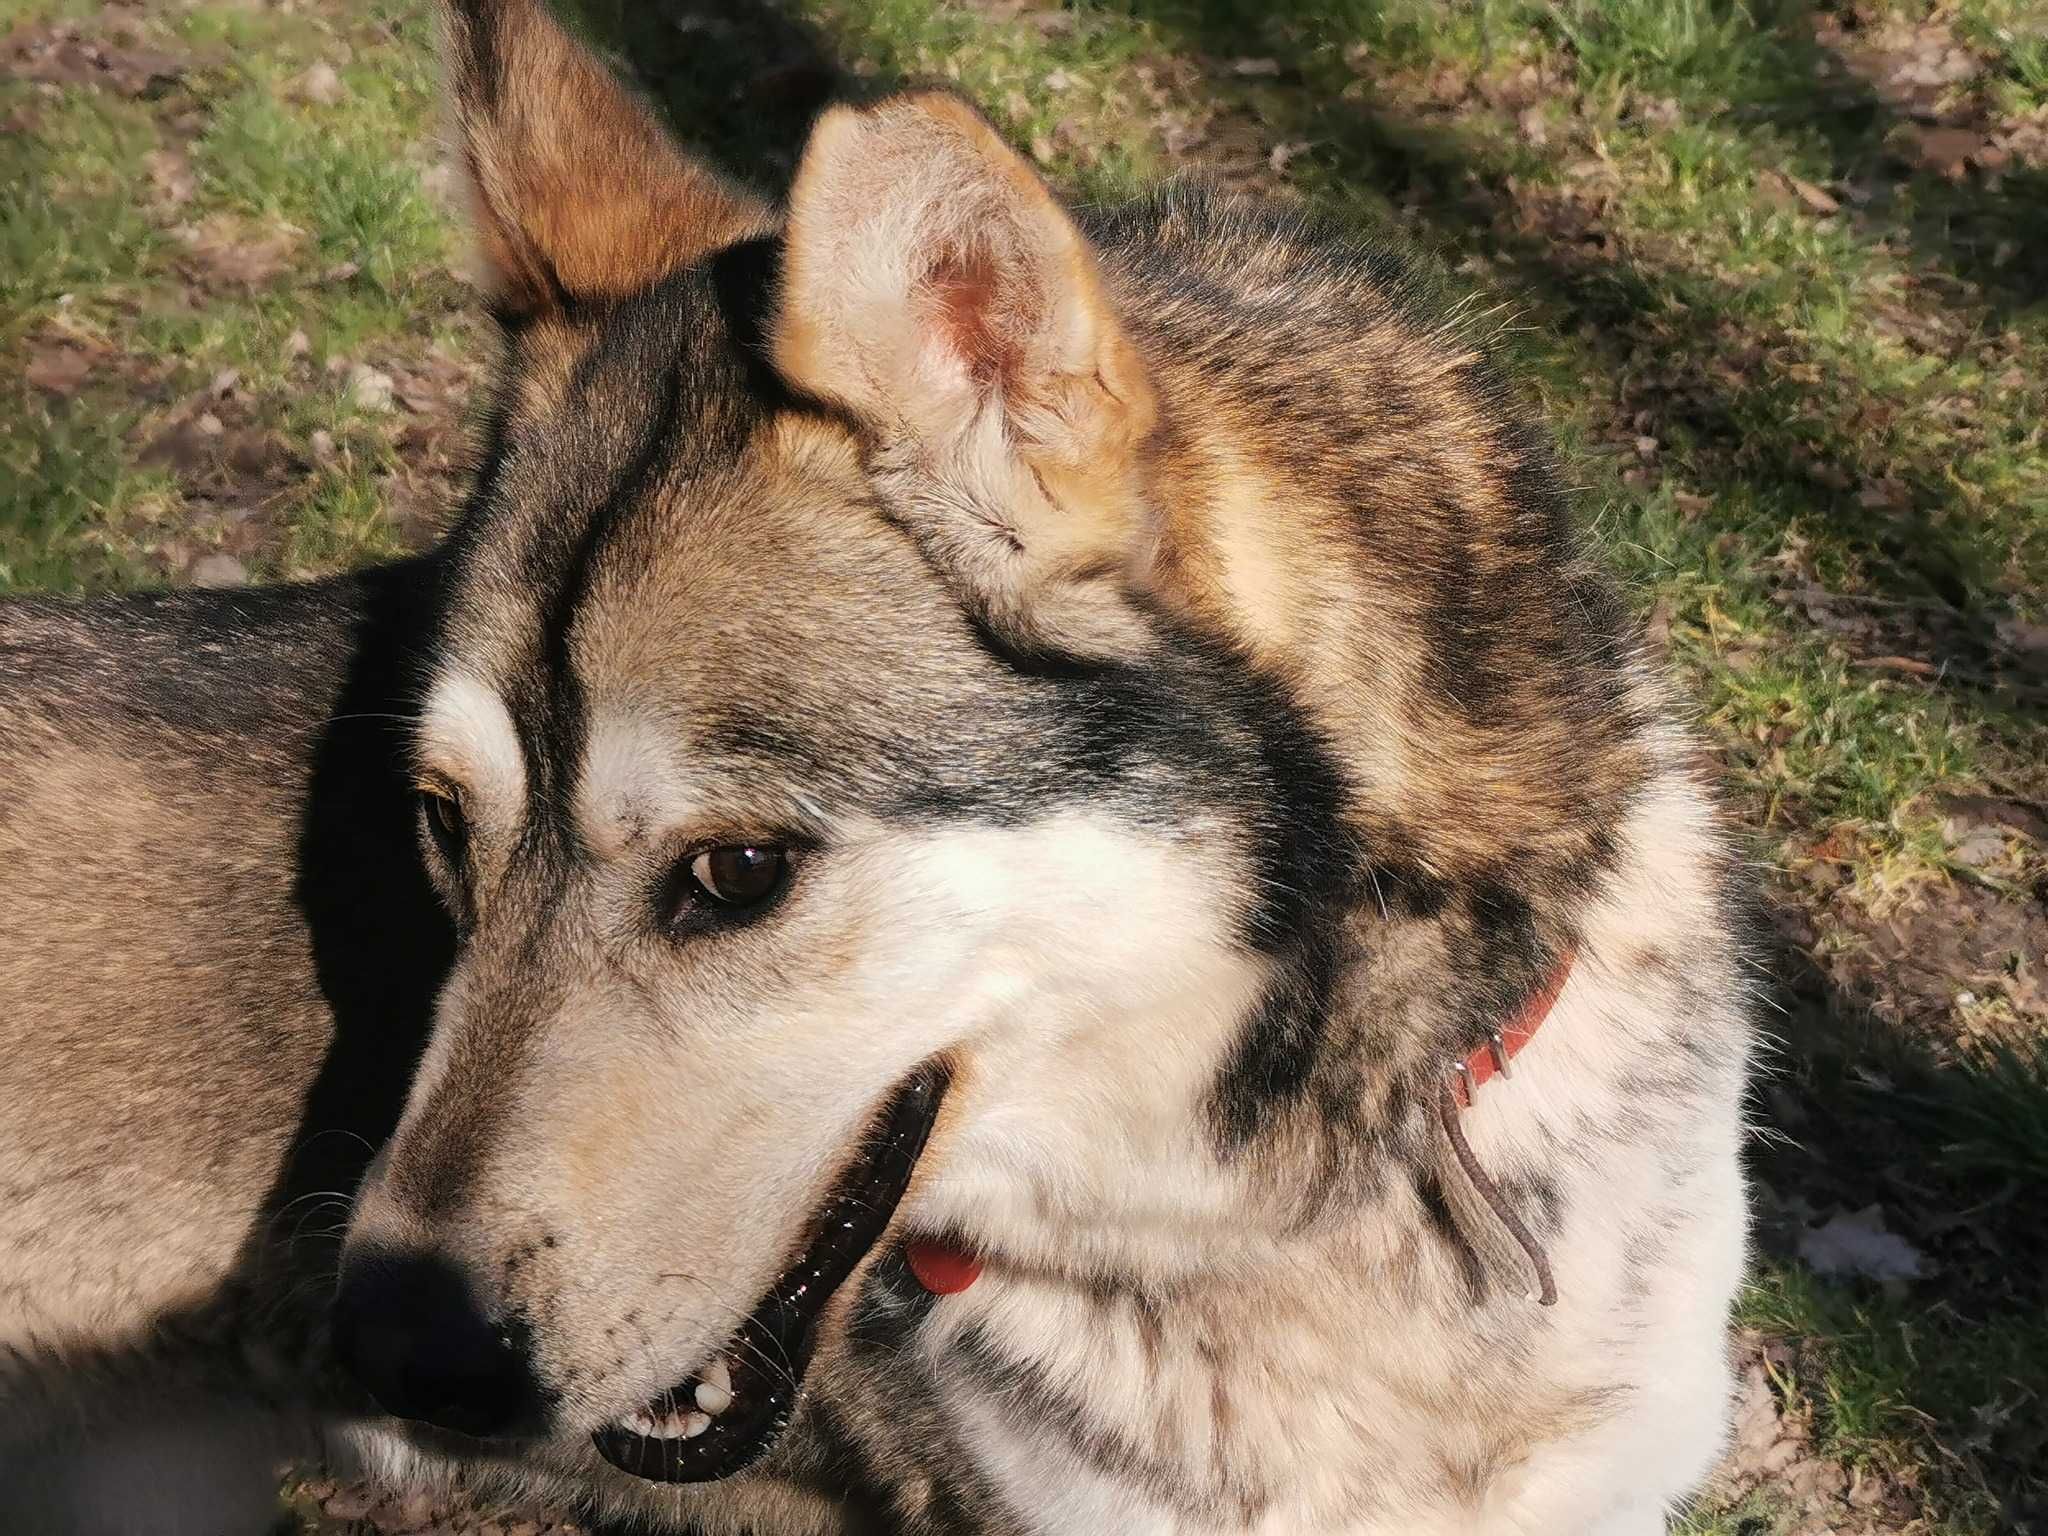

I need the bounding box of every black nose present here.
[330,1249,539,1438]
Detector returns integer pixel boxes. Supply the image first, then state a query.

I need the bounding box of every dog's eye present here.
[687,845,789,909]
[420,786,467,861]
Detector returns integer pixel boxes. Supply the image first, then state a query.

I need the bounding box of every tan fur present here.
[442,0,772,314]
[775,93,1160,658]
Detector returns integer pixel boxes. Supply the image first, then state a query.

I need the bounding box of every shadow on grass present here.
[560,0,871,191]
[1747,3,2048,320]
[1750,908,2048,1526]
[1150,2,2039,684]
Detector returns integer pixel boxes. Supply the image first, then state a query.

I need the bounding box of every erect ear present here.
[772,91,1160,655]
[440,0,770,318]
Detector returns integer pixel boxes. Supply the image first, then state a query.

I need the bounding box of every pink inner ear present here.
[926,245,1017,387]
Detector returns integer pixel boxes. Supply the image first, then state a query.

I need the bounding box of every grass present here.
[0,0,468,590]
[5,0,2046,1530]
[1739,1256,2048,1524]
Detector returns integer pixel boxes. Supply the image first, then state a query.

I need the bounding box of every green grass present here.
[0,0,464,592]
[4,0,2045,1529]
[1741,1257,2048,1529]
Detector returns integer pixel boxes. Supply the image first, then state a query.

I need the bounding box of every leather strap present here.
[1433,948,1575,1305]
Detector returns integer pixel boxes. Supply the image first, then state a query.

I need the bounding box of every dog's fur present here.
[0,563,453,1528]
[0,2,1753,1531]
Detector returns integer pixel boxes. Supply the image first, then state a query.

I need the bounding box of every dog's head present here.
[334,0,1322,1493]
[335,0,1635,1500]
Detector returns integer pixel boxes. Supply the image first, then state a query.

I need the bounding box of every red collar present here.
[1449,949,1574,1109]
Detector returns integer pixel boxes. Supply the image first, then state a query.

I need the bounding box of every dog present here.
[1,1,1754,1531]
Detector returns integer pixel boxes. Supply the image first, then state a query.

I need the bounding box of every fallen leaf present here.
[1230,57,1281,78]
[1517,104,1548,147]
[1950,831,2006,868]
[323,1488,375,1521]
[1268,139,1310,174]
[1994,617,2048,659]
[418,160,460,211]
[1798,1205,1926,1283]
[188,552,248,588]
[25,345,94,395]
[1643,599,1672,650]
[1161,117,1206,158]
[291,61,345,106]
[1787,175,1839,214]
[1900,124,1985,180]
[144,148,194,208]
[179,215,303,288]
[1853,654,1937,676]
[1938,793,2048,844]
[1634,95,1680,128]
[348,363,396,413]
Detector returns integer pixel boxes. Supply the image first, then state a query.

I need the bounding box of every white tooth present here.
[694,1379,732,1415]
[624,1409,659,1437]
[681,1410,712,1438]
[703,1356,732,1395]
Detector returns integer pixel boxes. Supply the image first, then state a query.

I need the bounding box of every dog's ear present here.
[440,0,769,319]
[773,91,1159,655]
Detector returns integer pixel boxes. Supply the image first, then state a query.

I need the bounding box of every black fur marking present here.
[912,604,1362,1150]
[798,1362,1017,1535]
[443,0,501,112]
[958,605,1107,684]
[1422,502,1509,718]
[517,348,688,853]
[1210,924,1345,1149]
[845,1244,940,1357]
[707,235,810,414]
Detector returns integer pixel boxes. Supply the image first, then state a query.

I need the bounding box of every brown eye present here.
[420,786,466,860]
[687,845,789,909]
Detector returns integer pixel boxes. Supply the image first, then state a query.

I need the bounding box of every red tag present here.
[906,1238,983,1295]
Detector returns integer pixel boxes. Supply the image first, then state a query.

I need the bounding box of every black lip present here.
[591,1065,947,1483]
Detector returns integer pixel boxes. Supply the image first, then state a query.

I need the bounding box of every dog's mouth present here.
[590,1065,947,1484]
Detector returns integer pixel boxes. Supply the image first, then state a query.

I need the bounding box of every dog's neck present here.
[913,929,1582,1305]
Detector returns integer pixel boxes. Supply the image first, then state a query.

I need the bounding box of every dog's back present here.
[0,564,451,1529]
